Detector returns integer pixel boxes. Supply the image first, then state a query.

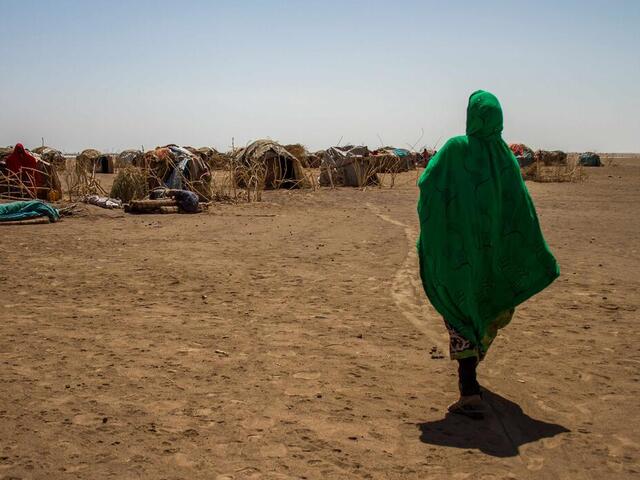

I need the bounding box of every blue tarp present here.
[0,200,60,222]
[393,148,410,157]
[165,157,190,190]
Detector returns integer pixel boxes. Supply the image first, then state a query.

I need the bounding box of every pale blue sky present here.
[1,0,638,152]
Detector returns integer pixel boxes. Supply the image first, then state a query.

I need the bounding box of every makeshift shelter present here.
[536,150,567,166]
[76,149,115,174]
[0,144,62,201]
[32,146,66,171]
[283,144,310,166]
[232,140,309,189]
[319,146,380,187]
[307,151,323,168]
[192,147,228,170]
[509,143,535,168]
[0,146,12,163]
[578,152,602,167]
[370,147,417,172]
[116,149,144,170]
[143,145,212,200]
[192,146,214,165]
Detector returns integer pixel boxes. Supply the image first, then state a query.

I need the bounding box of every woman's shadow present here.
[418,389,569,457]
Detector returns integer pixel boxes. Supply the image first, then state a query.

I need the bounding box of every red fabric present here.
[509,143,525,156]
[6,143,38,173]
[5,143,43,193]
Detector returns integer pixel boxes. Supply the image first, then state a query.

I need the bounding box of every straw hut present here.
[194,147,214,164]
[143,145,212,200]
[370,147,417,173]
[232,140,309,189]
[319,146,380,187]
[115,149,145,170]
[206,148,230,170]
[578,152,602,167]
[0,146,12,163]
[536,150,567,166]
[189,147,229,170]
[31,146,66,171]
[306,151,323,168]
[76,149,115,174]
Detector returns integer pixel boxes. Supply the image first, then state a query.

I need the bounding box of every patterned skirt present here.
[445,309,515,361]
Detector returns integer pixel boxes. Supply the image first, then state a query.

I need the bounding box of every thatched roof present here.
[32,146,66,170]
[283,144,307,161]
[536,150,567,166]
[234,140,299,166]
[78,149,102,161]
[0,146,13,162]
[116,149,144,169]
[233,139,309,189]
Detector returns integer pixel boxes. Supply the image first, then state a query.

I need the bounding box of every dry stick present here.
[64,160,107,200]
[0,166,53,201]
[0,217,50,226]
[406,127,425,152]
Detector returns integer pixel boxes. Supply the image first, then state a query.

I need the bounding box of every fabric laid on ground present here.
[0,200,60,222]
[172,190,200,213]
[83,195,122,209]
[417,90,559,347]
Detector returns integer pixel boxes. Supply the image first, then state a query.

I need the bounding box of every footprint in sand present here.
[284,386,319,397]
[63,464,88,473]
[241,417,275,430]
[259,444,288,458]
[293,372,321,380]
[71,413,104,426]
[173,453,196,468]
[542,435,564,449]
[451,474,472,480]
[579,372,593,382]
[526,456,545,471]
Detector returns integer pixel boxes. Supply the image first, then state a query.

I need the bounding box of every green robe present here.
[417,90,559,347]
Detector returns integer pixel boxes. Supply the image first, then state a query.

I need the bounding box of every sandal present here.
[448,394,486,420]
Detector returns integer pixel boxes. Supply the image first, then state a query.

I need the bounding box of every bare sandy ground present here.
[1,160,639,479]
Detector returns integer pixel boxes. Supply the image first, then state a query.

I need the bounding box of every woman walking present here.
[417,91,559,418]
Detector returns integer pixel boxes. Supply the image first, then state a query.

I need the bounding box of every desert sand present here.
[1,159,639,479]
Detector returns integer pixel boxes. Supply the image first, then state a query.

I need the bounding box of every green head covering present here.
[466,90,503,139]
[417,90,559,349]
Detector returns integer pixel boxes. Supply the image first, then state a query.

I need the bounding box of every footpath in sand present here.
[1,162,639,479]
